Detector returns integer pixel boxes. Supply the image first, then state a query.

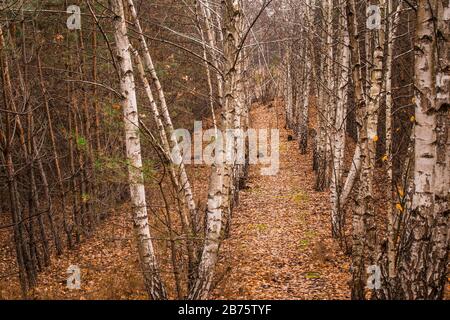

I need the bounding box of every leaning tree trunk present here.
[131,46,198,291]
[110,0,166,300]
[126,0,198,235]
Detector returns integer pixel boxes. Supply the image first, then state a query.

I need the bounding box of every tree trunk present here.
[397,0,449,300]
[110,0,167,300]
[330,8,350,239]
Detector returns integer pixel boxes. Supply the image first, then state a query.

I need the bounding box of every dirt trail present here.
[212,101,350,299]
[1,101,350,300]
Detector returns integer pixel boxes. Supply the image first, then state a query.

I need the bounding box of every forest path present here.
[1,101,351,300]
[212,101,350,299]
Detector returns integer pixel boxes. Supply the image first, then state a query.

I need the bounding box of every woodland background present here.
[0,0,448,300]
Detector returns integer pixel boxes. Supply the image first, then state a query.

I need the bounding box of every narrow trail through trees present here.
[2,101,351,300]
[0,0,448,301]
[212,101,350,299]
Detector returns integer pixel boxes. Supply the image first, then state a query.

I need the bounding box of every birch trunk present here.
[399,0,438,296]
[285,48,293,129]
[346,0,368,299]
[364,43,384,262]
[126,0,198,233]
[324,0,335,186]
[199,0,224,108]
[219,0,242,236]
[189,0,242,299]
[315,0,332,190]
[188,161,223,299]
[397,0,449,300]
[340,0,367,207]
[110,0,166,300]
[132,46,198,290]
[354,0,385,297]
[429,2,450,298]
[299,18,310,156]
[339,144,361,206]
[330,9,350,239]
[299,80,309,154]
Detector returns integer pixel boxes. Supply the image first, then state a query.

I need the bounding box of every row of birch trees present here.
[111,0,262,300]
[1,0,447,300]
[281,0,448,299]
[0,0,267,299]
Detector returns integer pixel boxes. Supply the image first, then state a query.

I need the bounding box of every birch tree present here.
[126,0,199,237]
[397,0,449,300]
[330,2,350,239]
[189,0,246,299]
[110,0,166,300]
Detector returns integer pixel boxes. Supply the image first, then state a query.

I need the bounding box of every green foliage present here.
[305,271,321,279]
[291,191,309,204]
[76,136,87,148]
[94,154,128,184]
[299,239,309,249]
[81,193,90,203]
[298,230,315,251]
[253,223,268,233]
[155,63,168,79]
[142,159,156,181]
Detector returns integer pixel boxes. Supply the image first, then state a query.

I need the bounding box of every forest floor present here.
[211,101,350,299]
[0,100,351,299]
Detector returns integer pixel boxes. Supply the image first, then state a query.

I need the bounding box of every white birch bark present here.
[198,0,225,109]
[397,0,449,299]
[339,144,361,206]
[324,0,334,186]
[314,0,330,191]
[427,0,449,299]
[188,161,223,299]
[189,0,243,299]
[340,0,367,207]
[401,0,438,296]
[346,0,368,299]
[126,0,198,231]
[356,0,385,297]
[363,45,384,258]
[408,0,438,297]
[285,49,294,129]
[110,0,166,300]
[330,9,350,239]
[299,4,310,156]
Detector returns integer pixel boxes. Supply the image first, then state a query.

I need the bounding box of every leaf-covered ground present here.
[0,100,351,299]
[212,101,351,299]
[7,100,429,300]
